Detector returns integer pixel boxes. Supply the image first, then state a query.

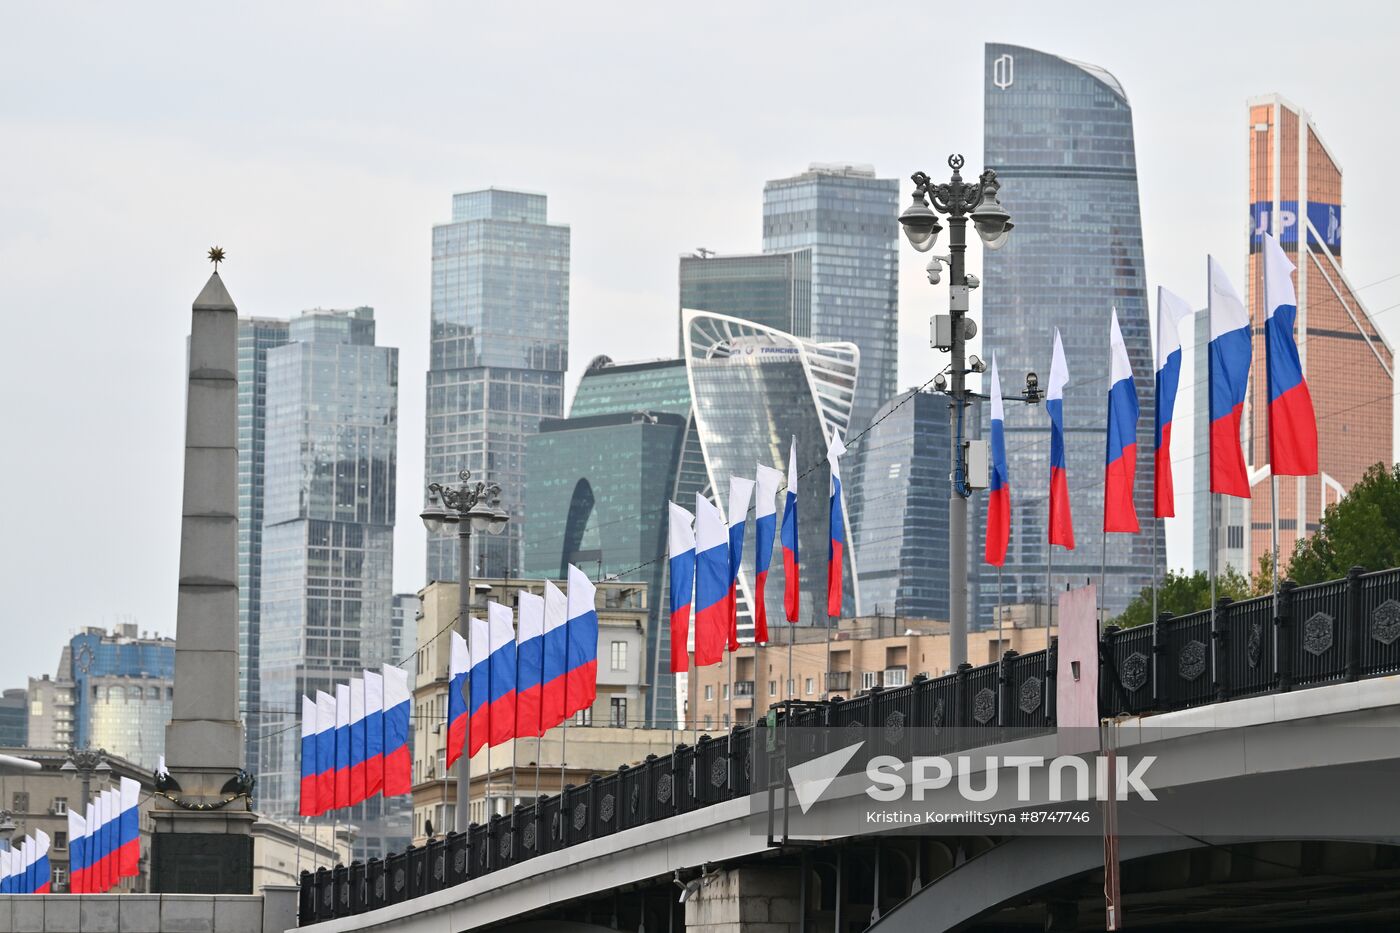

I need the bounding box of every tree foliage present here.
[1114,567,1251,628]
[1287,463,1400,585]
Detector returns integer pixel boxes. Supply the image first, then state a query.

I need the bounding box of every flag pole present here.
[823,609,834,699]
[786,622,793,702]
[1046,543,1055,630]
[726,649,733,730]
[996,564,1004,649]
[1099,528,1108,632]
[1151,516,1159,624]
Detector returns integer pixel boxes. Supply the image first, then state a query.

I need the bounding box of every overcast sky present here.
[3,2,1398,686]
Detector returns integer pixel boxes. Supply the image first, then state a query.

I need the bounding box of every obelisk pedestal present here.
[150,263,257,893]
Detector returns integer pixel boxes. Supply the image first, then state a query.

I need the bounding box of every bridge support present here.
[684,865,803,933]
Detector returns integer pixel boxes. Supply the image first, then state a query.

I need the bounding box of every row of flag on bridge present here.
[667,431,848,671]
[298,665,413,817]
[65,777,141,893]
[445,566,599,767]
[983,232,1317,565]
[0,831,50,894]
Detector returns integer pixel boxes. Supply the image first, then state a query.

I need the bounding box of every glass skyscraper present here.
[762,164,899,433]
[70,626,175,770]
[523,358,693,724]
[425,189,570,583]
[980,43,1160,621]
[678,250,812,347]
[236,316,290,779]
[258,307,398,821]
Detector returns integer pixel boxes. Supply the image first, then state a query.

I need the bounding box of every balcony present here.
[733,680,755,698]
[825,671,851,692]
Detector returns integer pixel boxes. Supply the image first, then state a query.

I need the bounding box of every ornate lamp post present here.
[60,746,111,811]
[420,470,509,832]
[899,154,1016,668]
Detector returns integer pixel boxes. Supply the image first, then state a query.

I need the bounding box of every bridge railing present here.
[300,564,1399,926]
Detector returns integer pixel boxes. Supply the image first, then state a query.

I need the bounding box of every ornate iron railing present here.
[300,566,1400,925]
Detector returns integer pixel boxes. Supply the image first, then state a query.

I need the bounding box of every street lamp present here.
[899,153,1015,669]
[420,469,508,833]
[60,746,110,811]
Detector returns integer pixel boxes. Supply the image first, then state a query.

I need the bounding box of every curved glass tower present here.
[683,309,861,629]
[980,44,1160,621]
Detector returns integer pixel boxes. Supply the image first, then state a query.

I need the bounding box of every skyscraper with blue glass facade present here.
[258,307,398,825]
[425,189,570,583]
[979,44,1160,621]
[762,164,899,433]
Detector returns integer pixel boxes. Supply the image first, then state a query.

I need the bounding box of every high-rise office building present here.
[981,44,1160,621]
[683,309,861,627]
[678,250,812,347]
[762,164,898,433]
[391,593,417,665]
[425,189,570,584]
[237,317,291,779]
[850,389,978,622]
[1241,95,1393,568]
[259,307,398,820]
[523,357,694,724]
[0,689,26,748]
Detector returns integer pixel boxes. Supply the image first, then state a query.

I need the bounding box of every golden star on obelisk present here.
[208,246,226,271]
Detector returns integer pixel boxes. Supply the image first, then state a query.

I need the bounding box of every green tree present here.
[1288,463,1400,585]
[1113,567,1251,629]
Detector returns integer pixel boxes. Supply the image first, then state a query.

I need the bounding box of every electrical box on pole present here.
[965,439,989,490]
[933,315,952,351]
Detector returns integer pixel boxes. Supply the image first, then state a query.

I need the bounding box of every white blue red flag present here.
[363,669,384,798]
[694,493,730,666]
[348,677,366,806]
[1208,256,1252,498]
[300,695,318,817]
[826,431,847,617]
[781,437,800,623]
[752,463,782,644]
[446,630,469,768]
[514,591,545,739]
[315,690,335,811]
[666,501,695,673]
[540,580,568,731]
[1104,308,1141,533]
[67,808,87,893]
[1262,232,1317,476]
[117,777,139,878]
[1047,329,1074,549]
[467,615,491,756]
[726,475,754,651]
[486,601,517,747]
[33,830,50,894]
[1154,287,1194,517]
[985,355,1010,566]
[565,564,600,718]
[333,683,350,809]
[380,664,412,796]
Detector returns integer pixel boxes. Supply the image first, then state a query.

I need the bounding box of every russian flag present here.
[362,669,384,799]
[348,678,366,806]
[1,846,10,894]
[539,581,569,732]
[1047,330,1074,549]
[752,464,782,645]
[826,431,847,617]
[102,790,117,891]
[667,502,696,673]
[333,683,350,809]
[446,630,470,768]
[17,836,31,894]
[381,664,412,796]
[1208,256,1252,498]
[83,801,97,892]
[985,356,1010,566]
[1262,232,1318,476]
[726,476,754,651]
[565,564,600,718]
[694,493,730,667]
[33,830,50,894]
[486,601,517,747]
[299,695,318,817]
[1104,308,1141,533]
[514,592,545,739]
[467,614,491,756]
[1154,287,1195,518]
[315,690,336,813]
[118,777,139,878]
[781,437,800,623]
[67,809,87,893]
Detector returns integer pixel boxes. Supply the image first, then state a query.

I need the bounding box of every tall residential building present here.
[683,309,861,628]
[762,164,899,433]
[678,250,812,347]
[1242,96,1393,568]
[237,317,291,779]
[258,307,398,820]
[850,389,976,622]
[523,357,694,724]
[425,189,570,584]
[25,626,173,768]
[980,44,1160,621]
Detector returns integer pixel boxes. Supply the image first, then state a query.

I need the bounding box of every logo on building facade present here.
[993,54,1014,89]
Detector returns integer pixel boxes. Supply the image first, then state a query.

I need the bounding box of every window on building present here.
[12,792,28,812]
[704,716,712,730]
[53,831,67,850]
[29,700,41,716]
[722,683,729,700]
[52,797,67,815]
[574,707,592,726]
[884,668,907,687]
[862,671,879,691]
[804,678,814,696]
[704,685,713,701]
[768,681,777,697]
[610,641,627,672]
[52,868,67,889]
[610,697,627,727]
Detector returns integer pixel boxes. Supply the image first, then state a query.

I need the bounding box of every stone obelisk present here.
[150,251,256,893]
